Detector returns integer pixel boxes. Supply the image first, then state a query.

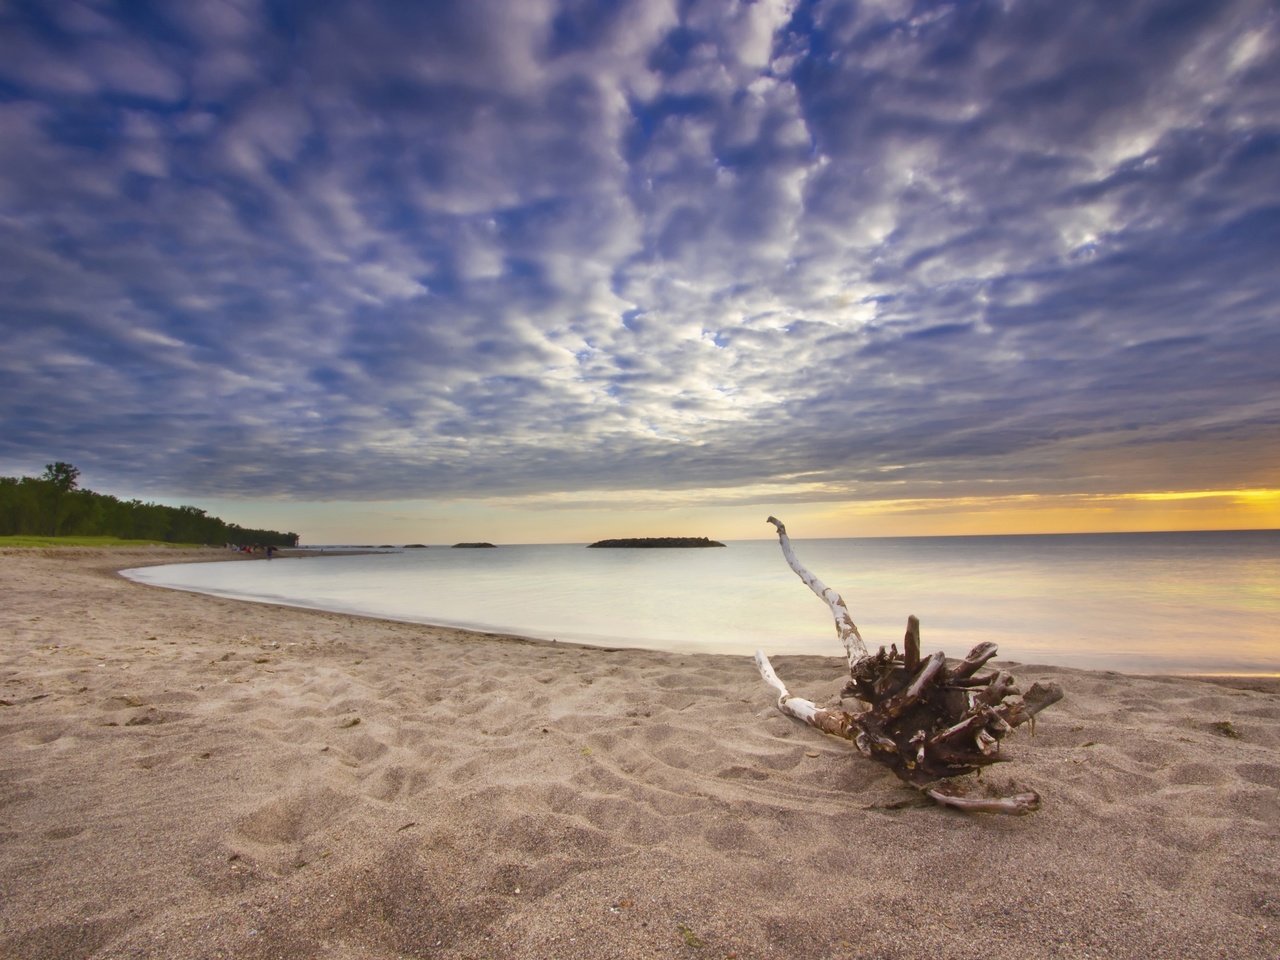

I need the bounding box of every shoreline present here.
[2,547,1278,959]
[116,546,1280,683]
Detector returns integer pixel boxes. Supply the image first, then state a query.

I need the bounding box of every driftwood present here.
[756,517,1063,814]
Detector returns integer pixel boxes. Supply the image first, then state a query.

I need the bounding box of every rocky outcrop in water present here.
[587,537,725,548]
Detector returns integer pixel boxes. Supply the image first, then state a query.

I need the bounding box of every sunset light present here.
[0,0,1275,544]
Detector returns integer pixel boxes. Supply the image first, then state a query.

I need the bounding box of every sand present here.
[1,548,1277,960]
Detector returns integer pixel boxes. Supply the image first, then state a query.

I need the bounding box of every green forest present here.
[0,463,299,547]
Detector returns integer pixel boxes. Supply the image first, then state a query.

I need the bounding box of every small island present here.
[452,542,497,548]
[403,543,429,549]
[587,537,726,548]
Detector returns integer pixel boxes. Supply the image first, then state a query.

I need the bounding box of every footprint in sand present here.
[235,786,355,847]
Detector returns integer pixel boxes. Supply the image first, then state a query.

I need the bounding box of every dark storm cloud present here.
[0,0,1277,504]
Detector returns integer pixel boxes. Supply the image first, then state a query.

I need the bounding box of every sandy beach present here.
[1,548,1277,960]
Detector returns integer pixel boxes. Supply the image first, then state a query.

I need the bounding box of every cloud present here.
[0,0,1277,513]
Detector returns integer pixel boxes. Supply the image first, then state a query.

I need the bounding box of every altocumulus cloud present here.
[0,0,1277,504]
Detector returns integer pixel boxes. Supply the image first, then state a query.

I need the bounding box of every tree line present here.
[0,463,299,547]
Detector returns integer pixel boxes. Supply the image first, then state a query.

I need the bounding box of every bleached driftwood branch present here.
[756,517,1063,814]
[766,516,869,668]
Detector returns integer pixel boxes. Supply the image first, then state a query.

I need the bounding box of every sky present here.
[1,0,1278,544]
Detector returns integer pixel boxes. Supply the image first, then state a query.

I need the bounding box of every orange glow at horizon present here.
[206,487,1280,546]
[813,488,1280,538]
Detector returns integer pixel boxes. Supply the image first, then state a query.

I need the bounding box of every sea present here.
[121,530,1280,676]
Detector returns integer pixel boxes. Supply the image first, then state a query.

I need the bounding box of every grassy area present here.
[0,535,207,548]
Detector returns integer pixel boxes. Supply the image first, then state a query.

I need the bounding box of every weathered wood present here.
[765,516,868,667]
[951,642,998,680]
[754,651,867,751]
[756,518,1063,814]
[903,615,920,672]
[925,782,1043,815]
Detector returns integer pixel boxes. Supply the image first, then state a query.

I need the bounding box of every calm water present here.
[122,531,1280,675]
